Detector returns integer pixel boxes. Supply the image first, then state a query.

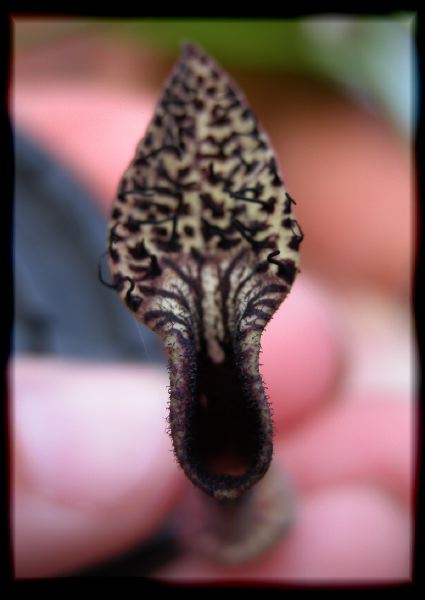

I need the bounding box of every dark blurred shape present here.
[14,130,164,363]
[74,525,181,577]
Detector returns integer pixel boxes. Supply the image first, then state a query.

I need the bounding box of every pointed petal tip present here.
[181,41,209,62]
[181,41,200,55]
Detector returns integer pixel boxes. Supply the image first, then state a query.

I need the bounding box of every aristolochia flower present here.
[108,44,303,501]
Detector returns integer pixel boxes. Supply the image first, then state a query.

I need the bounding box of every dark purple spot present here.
[231,204,246,217]
[272,173,282,186]
[245,160,258,175]
[267,251,296,284]
[205,162,232,189]
[248,221,269,233]
[288,236,302,251]
[126,294,143,312]
[190,247,205,264]
[255,261,269,273]
[194,98,205,111]
[269,158,282,186]
[201,218,229,243]
[277,261,296,283]
[145,254,162,278]
[135,199,151,211]
[218,236,241,250]
[178,167,191,179]
[260,197,276,214]
[210,116,231,128]
[110,248,120,263]
[181,81,197,95]
[124,216,142,232]
[180,125,196,139]
[184,225,195,237]
[155,238,182,253]
[112,207,122,219]
[129,240,149,260]
[156,204,171,215]
[200,193,225,218]
[154,226,168,237]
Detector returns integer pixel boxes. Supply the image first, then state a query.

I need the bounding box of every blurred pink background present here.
[12,18,416,404]
[10,18,416,580]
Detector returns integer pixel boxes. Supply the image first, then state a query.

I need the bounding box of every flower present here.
[108,43,302,501]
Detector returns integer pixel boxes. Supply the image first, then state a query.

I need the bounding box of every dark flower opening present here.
[191,351,260,478]
[167,326,273,500]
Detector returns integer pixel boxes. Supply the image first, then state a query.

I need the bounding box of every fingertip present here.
[277,398,413,508]
[13,84,156,210]
[12,358,185,577]
[261,277,343,429]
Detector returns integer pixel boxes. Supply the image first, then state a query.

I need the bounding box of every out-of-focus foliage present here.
[14,16,416,137]
[111,17,416,138]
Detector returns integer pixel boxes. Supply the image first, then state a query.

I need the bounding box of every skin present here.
[12,81,413,581]
[11,282,412,580]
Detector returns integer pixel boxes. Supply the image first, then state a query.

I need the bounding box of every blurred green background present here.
[14,15,416,137]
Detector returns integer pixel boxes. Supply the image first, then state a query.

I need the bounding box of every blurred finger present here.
[13,84,155,209]
[278,396,413,508]
[11,357,185,578]
[154,396,412,581]
[272,81,412,296]
[261,276,344,430]
[154,486,411,582]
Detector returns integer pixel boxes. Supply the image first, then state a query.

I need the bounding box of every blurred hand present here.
[12,278,412,580]
[12,68,412,581]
